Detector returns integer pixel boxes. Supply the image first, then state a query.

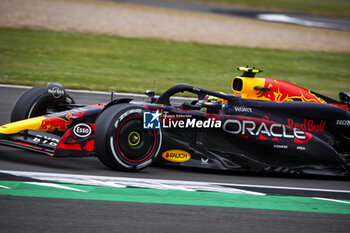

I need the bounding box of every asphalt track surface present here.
[0,85,350,233]
[111,0,350,31]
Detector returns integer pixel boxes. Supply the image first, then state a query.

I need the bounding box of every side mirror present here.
[145,90,155,98]
[339,92,350,107]
[145,90,156,103]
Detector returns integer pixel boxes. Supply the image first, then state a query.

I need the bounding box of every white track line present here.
[257,14,335,29]
[313,197,350,205]
[1,170,264,195]
[25,182,87,192]
[0,84,194,100]
[0,184,11,189]
[0,84,32,89]
[2,170,350,195]
[0,83,146,97]
[211,183,350,194]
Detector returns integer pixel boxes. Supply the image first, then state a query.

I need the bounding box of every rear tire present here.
[95,104,162,171]
[11,86,75,122]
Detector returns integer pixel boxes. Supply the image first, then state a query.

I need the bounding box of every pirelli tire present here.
[95,104,162,171]
[11,85,75,122]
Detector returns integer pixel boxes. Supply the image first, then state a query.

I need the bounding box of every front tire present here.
[11,85,75,122]
[95,104,162,171]
[11,86,47,122]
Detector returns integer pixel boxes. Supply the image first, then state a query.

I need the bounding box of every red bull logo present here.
[257,79,326,103]
[256,79,326,103]
[39,114,73,132]
[232,77,328,104]
[287,119,326,133]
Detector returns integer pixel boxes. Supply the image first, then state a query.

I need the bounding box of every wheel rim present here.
[116,116,157,162]
[28,100,50,118]
[128,131,141,146]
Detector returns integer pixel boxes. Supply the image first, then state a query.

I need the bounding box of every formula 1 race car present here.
[0,67,349,176]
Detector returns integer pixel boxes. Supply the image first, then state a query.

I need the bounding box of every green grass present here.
[0,27,349,99]
[187,0,350,17]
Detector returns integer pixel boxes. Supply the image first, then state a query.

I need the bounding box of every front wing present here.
[0,125,96,157]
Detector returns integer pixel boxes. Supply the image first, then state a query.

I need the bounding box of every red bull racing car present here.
[0,67,349,176]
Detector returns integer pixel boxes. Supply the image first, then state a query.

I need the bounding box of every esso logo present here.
[73,123,92,137]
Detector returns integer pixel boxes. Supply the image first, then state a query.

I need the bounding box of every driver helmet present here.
[204,92,228,104]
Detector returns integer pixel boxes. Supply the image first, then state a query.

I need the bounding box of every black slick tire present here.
[95,104,162,171]
[11,86,75,122]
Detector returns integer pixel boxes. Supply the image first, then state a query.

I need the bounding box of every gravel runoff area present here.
[0,0,350,52]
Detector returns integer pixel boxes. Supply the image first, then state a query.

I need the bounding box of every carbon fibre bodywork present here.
[0,81,349,176]
[152,98,350,176]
